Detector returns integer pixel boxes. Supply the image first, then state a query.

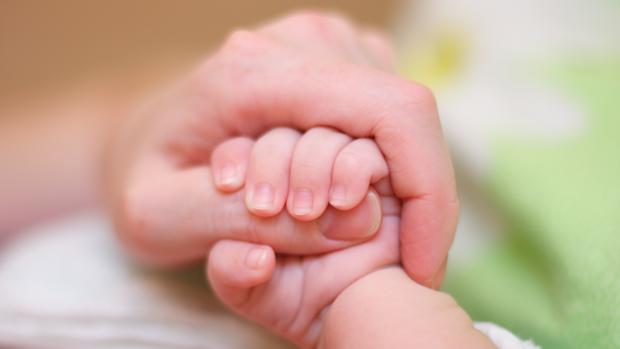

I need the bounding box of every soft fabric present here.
[448,55,620,349]
[475,322,539,349]
[0,212,291,349]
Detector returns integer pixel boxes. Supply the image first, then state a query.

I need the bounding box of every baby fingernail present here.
[249,182,275,211]
[245,246,269,270]
[217,165,241,187]
[292,189,313,216]
[329,184,347,208]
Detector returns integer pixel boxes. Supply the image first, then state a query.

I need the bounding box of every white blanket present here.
[0,211,290,349]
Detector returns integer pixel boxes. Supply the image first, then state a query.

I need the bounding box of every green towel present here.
[444,58,620,348]
[398,1,619,345]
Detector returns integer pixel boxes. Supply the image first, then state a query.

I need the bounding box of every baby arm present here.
[320,267,497,349]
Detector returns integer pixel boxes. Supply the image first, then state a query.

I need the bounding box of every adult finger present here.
[359,29,397,71]
[258,11,381,69]
[116,163,383,266]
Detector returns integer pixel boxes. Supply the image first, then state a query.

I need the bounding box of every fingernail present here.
[329,184,347,208]
[217,165,241,187]
[366,191,382,237]
[292,188,313,216]
[318,190,382,241]
[245,246,269,270]
[317,209,335,235]
[249,182,275,211]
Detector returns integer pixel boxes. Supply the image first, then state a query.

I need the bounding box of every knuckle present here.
[212,139,233,155]
[257,128,300,151]
[325,12,355,34]
[336,149,363,172]
[221,29,268,55]
[197,29,268,78]
[291,163,324,188]
[290,10,329,25]
[288,10,333,34]
[414,83,437,106]
[255,140,283,156]
[302,127,351,147]
[353,138,380,153]
[225,136,254,150]
[194,29,274,110]
[303,126,337,139]
[264,126,300,140]
[326,12,351,26]
[191,32,266,97]
[396,80,438,115]
[213,137,253,161]
[117,184,158,258]
[303,126,328,136]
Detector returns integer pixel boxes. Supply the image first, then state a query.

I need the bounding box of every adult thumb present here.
[117,166,382,267]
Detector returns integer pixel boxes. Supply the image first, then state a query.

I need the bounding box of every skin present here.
[106,11,459,288]
[211,127,389,226]
[0,10,486,349]
[209,243,497,349]
[0,81,136,236]
[209,127,397,346]
[207,127,494,348]
[0,63,180,236]
[320,267,497,349]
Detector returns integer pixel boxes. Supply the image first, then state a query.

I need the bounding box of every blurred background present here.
[1,0,619,348]
[0,0,398,100]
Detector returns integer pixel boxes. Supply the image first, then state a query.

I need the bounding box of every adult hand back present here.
[106,11,458,288]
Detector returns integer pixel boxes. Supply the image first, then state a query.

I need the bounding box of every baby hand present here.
[207,127,401,347]
[210,126,392,231]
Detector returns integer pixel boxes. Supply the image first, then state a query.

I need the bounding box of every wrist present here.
[318,266,404,348]
[318,266,497,349]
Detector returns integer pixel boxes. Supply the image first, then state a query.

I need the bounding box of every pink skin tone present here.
[107,11,458,289]
[0,10,492,349]
[211,127,389,223]
[320,267,497,349]
[208,127,397,348]
[206,127,495,348]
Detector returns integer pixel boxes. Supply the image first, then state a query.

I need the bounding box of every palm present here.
[221,213,400,348]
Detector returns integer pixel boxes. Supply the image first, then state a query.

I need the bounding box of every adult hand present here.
[106,11,458,288]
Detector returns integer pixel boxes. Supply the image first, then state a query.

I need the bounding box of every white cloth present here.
[475,322,540,349]
[0,212,290,349]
